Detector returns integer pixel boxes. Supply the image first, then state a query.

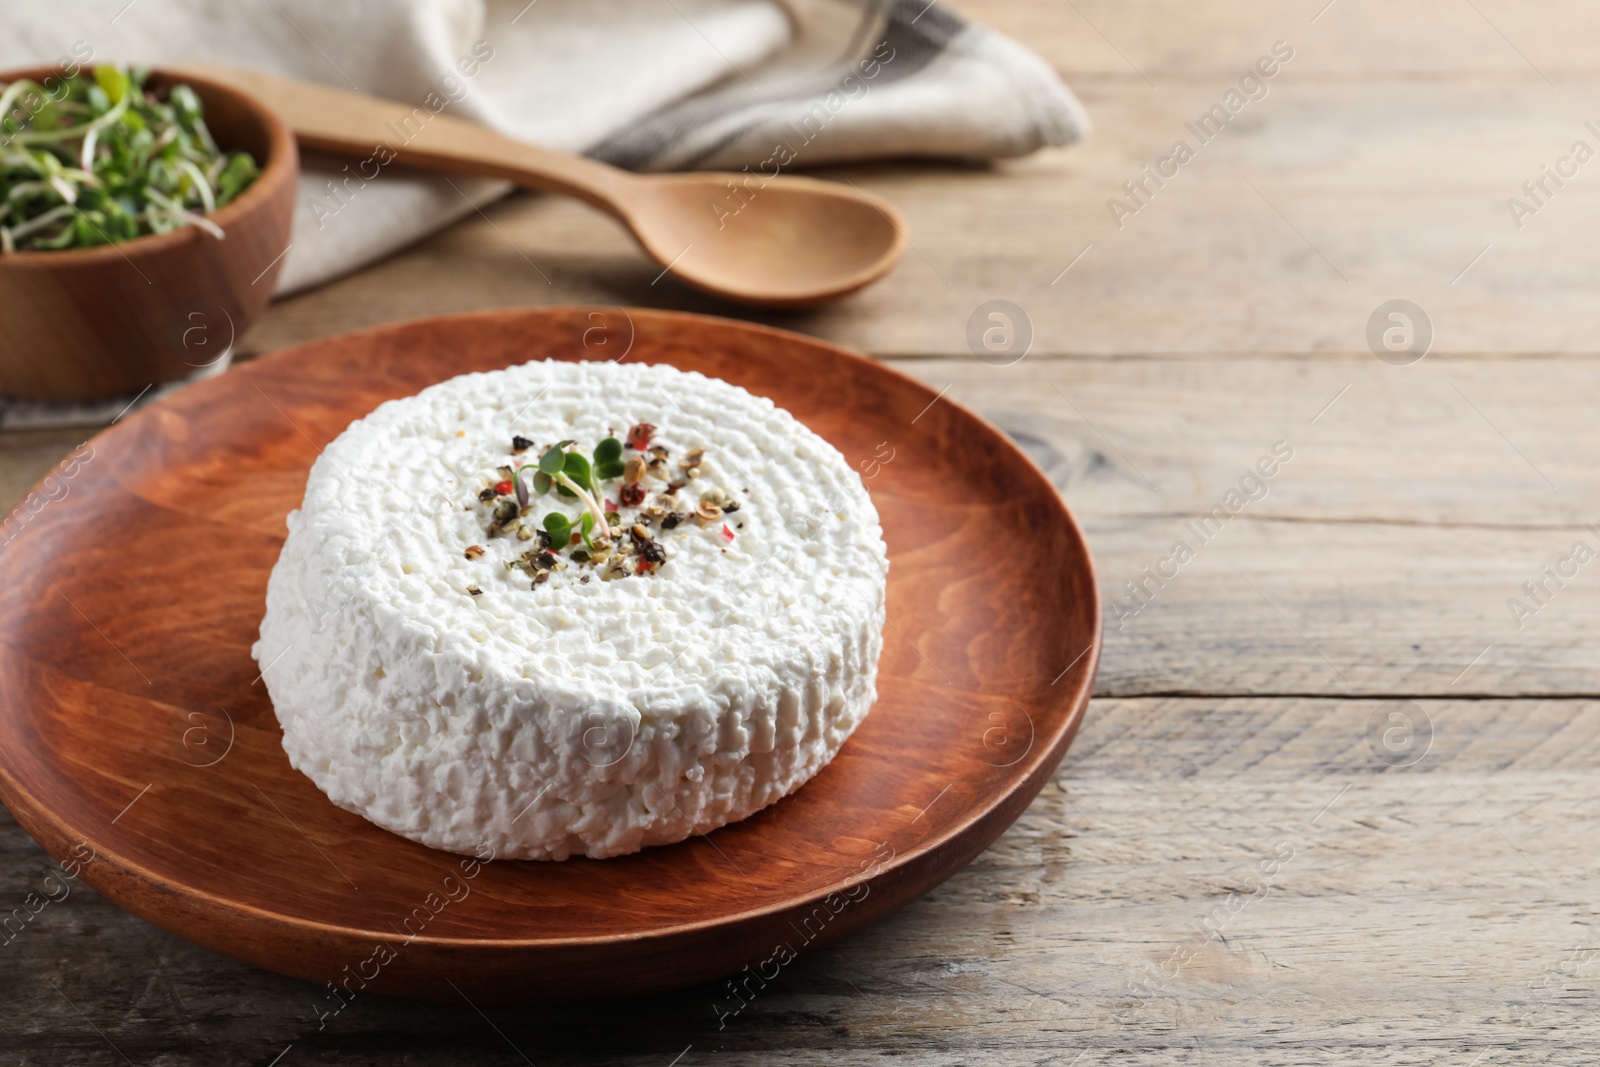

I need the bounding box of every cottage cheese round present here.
[252,359,888,860]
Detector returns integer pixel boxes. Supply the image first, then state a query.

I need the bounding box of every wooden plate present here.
[0,308,1099,1001]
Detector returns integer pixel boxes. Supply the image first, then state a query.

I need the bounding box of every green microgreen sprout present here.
[518,439,611,541]
[561,451,593,499]
[510,435,631,552]
[0,64,260,253]
[542,511,572,548]
[593,436,625,481]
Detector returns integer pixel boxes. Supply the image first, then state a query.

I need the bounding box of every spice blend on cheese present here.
[465,425,736,586]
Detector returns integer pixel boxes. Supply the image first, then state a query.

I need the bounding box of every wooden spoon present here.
[176,64,908,307]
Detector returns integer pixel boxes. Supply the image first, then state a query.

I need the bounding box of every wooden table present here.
[6,1,1599,1061]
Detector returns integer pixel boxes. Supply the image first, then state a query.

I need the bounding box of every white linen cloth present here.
[0,0,1085,423]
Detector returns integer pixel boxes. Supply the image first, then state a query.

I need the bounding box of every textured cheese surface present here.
[252,360,889,860]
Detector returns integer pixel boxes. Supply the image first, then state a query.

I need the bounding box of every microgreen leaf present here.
[213,152,258,205]
[94,66,129,106]
[562,452,594,497]
[537,444,565,475]
[513,464,547,504]
[593,437,623,466]
[595,460,625,481]
[542,512,572,546]
[167,83,202,127]
[580,511,596,549]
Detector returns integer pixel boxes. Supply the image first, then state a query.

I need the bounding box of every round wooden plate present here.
[0,308,1099,1002]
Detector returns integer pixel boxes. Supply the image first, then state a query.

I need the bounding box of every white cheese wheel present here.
[252,360,888,860]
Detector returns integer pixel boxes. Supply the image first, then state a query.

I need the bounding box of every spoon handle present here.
[175,63,633,216]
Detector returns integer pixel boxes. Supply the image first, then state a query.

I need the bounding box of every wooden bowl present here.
[0,308,1101,1000]
[0,66,297,401]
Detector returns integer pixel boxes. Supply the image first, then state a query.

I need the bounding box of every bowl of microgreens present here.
[0,63,296,400]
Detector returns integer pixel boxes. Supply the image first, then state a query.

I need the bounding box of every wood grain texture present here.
[6,0,1600,1058]
[0,67,297,400]
[0,308,1098,1002]
[241,81,1600,360]
[888,358,1600,698]
[962,0,1600,78]
[4,697,1596,1065]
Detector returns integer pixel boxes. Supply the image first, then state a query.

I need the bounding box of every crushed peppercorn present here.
[467,425,739,582]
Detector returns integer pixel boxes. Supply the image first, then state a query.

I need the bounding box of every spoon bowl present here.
[625,173,907,306]
[179,64,908,307]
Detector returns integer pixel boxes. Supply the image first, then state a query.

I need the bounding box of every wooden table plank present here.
[966,0,1600,78]
[246,77,1600,361]
[5,697,1596,1063]
[888,358,1600,697]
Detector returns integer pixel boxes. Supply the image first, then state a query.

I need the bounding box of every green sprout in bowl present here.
[0,65,260,253]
